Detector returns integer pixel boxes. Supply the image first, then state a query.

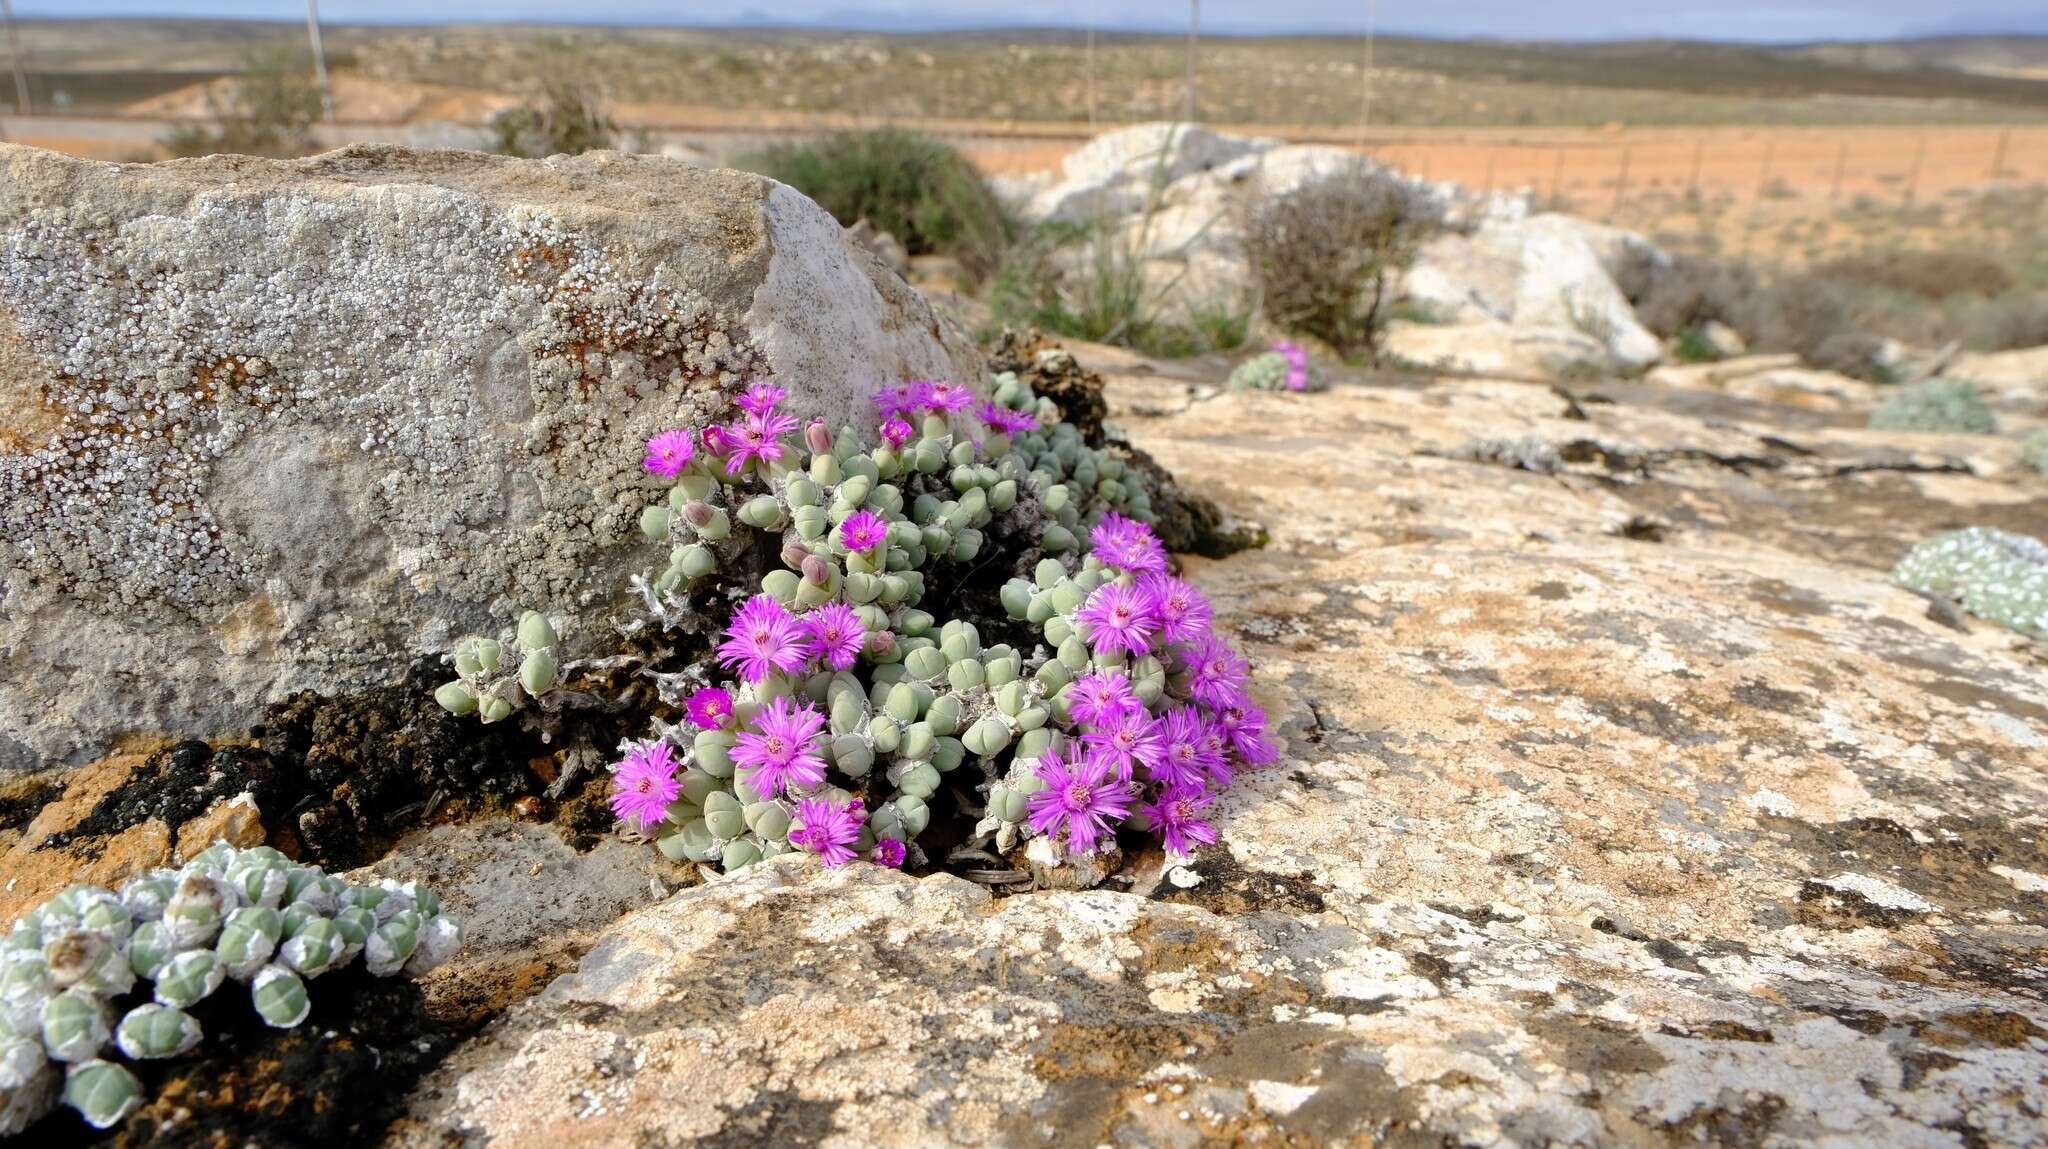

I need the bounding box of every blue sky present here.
[19,2,2048,41]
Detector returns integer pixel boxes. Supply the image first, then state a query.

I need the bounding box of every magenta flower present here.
[1183,634,1250,710]
[609,740,680,832]
[974,400,1038,435]
[1217,703,1280,766]
[1145,706,1222,789]
[1026,745,1133,855]
[686,686,735,730]
[1089,512,1168,575]
[1144,783,1218,857]
[642,429,695,478]
[1081,708,1164,781]
[838,509,889,554]
[717,595,808,684]
[1076,581,1159,659]
[917,381,975,412]
[790,796,865,867]
[802,603,866,671]
[733,695,829,797]
[870,839,907,868]
[1273,340,1307,366]
[1141,573,1212,645]
[720,410,800,474]
[879,416,914,448]
[734,382,787,418]
[1066,670,1141,728]
[872,385,922,419]
[1197,717,1236,788]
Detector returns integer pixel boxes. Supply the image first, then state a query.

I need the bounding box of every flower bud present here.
[802,554,833,586]
[805,420,834,455]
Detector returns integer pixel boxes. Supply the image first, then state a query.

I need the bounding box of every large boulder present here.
[0,144,980,769]
[1406,213,1665,372]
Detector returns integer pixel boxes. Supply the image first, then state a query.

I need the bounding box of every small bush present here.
[489,79,616,159]
[739,129,1010,286]
[1868,378,1999,435]
[1672,326,1722,363]
[159,50,323,160]
[1615,248,1760,341]
[2024,429,2048,478]
[1813,250,2014,301]
[1242,172,1442,361]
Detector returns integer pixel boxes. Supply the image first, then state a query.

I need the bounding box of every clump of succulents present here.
[1893,526,2048,640]
[440,372,1277,880]
[1867,378,1998,435]
[1226,341,1323,393]
[0,844,460,1133]
[2022,429,2048,478]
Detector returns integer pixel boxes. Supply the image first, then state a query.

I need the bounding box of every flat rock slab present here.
[394,379,2048,1147]
[0,144,978,769]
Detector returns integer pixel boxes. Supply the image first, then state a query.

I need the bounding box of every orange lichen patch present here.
[0,309,64,454]
[0,819,174,922]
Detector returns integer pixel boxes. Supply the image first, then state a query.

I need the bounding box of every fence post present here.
[1903,133,1926,207]
[1989,128,2009,180]
[1753,138,1775,201]
[1828,140,1848,203]
[1550,148,1565,204]
[1481,149,1496,194]
[1609,144,1630,220]
[1686,137,1703,201]
[2,0,29,116]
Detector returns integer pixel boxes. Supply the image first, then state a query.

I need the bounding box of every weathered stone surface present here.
[394,371,2048,1147]
[0,144,980,769]
[1021,123,1278,224]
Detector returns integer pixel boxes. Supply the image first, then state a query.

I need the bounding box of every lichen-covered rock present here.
[1893,527,2048,640]
[392,374,2048,1149]
[0,144,981,769]
[1869,377,2000,434]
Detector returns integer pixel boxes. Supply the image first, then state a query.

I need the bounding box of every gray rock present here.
[0,144,980,768]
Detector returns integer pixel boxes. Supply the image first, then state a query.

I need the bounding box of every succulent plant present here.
[1893,526,2048,641]
[439,370,1279,883]
[1868,377,1998,435]
[0,845,460,1133]
[1226,341,1323,392]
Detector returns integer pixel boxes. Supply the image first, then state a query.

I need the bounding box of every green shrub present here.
[1243,172,1442,360]
[1813,250,2014,300]
[1868,378,1999,434]
[1672,326,1723,363]
[2023,429,2048,478]
[489,79,616,159]
[738,129,1010,286]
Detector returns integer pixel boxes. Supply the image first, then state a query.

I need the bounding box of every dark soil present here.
[22,969,462,1149]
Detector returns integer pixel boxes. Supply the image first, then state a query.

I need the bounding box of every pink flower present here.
[802,603,866,671]
[1217,703,1279,766]
[686,686,735,730]
[872,385,922,419]
[871,839,907,868]
[790,796,866,867]
[1026,745,1133,855]
[734,383,787,418]
[609,740,680,831]
[1273,340,1307,366]
[1066,670,1141,728]
[838,509,889,554]
[1145,706,1221,789]
[1182,635,1249,710]
[733,695,829,797]
[974,400,1038,435]
[879,416,914,448]
[1197,717,1236,787]
[916,381,975,412]
[642,430,695,477]
[1089,512,1168,575]
[1143,783,1217,857]
[721,410,800,474]
[1081,708,1164,781]
[1076,581,1159,660]
[717,595,808,684]
[1141,573,1212,645]
[1285,367,1309,392]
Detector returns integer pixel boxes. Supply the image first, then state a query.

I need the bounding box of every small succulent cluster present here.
[1226,341,1322,393]
[2023,429,2048,478]
[1893,527,2048,641]
[441,371,1275,879]
[435,610,562,725]
[0,844,460,1133]
[1867,377,1998,435]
